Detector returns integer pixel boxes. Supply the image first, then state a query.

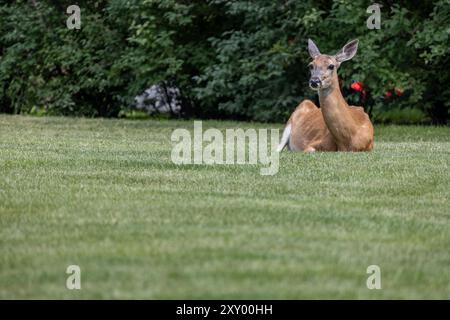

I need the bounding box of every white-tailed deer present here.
[277,39,374,152]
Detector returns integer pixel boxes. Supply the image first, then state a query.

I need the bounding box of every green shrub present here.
[0,0,448,124]
[0,1,131,116]
[195,0,449,123]
[373,107,427,124]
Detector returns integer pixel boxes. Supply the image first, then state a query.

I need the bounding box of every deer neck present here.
[318,76,356,147]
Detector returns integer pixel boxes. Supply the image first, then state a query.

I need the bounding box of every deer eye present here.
[309,64,314,71]
[328,64,335,70]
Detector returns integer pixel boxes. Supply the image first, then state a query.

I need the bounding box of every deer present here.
[277,39,374,152]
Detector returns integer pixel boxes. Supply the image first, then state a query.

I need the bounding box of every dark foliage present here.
[0,0,448,123]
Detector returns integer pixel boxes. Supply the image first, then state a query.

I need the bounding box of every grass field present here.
[0,115,449,299]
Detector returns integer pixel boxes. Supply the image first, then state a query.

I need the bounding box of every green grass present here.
[0,115,449,299]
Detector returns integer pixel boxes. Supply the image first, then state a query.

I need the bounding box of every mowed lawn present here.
[0,115,449,299]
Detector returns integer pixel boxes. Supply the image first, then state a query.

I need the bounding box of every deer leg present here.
[304,146,316,153]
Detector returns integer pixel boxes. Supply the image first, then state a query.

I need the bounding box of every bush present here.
[0,1,131,116]
[0,0,448,124]
[194,0,449,123]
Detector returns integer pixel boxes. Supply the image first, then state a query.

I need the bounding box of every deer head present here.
[307,39,359,91]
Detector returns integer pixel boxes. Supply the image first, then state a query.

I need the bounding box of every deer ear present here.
[335,39,359,63]
[308,39,321,59]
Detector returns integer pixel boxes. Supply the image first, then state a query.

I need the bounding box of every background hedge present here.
[0,0,448,123]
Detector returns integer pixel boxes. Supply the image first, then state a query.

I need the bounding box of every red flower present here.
[395,88,403,96]
[385,91,392,98]
[351,81,363,92]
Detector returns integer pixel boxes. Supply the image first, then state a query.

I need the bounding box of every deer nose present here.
[309,77,321,88]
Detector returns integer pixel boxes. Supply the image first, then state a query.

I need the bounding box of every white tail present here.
[277,123,291,152]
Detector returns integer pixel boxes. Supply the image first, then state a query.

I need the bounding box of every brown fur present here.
[287,97,374,152]
[283,42,374,152]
